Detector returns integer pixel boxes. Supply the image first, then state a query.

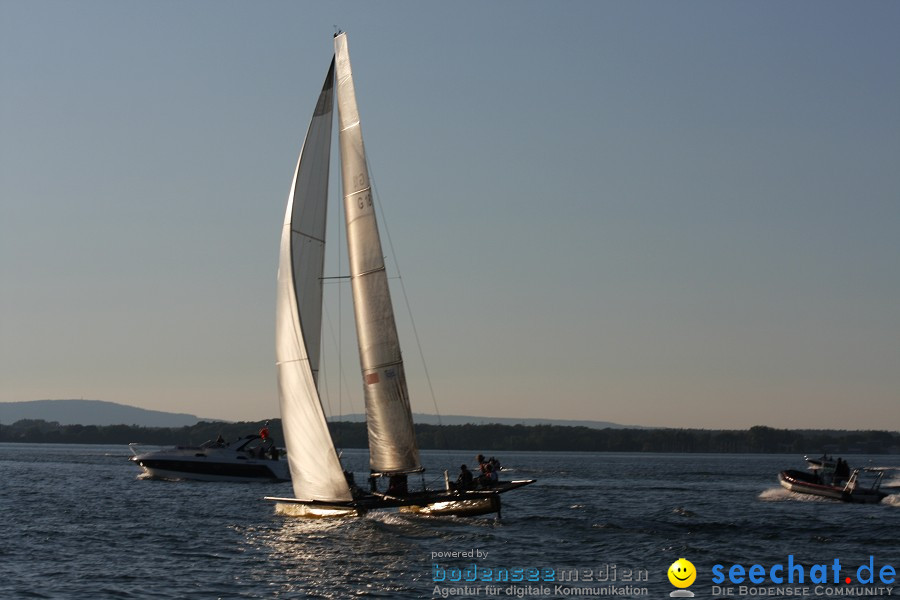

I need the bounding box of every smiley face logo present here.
[668,558,696,588]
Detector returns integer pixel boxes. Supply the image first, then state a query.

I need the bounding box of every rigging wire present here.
[320,140,347,454]
[326,151,365,454]
[320,299,361,426]
[336,152,343,430]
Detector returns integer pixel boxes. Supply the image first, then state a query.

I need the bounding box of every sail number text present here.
[351,174,372,210]
[357,191,373,210]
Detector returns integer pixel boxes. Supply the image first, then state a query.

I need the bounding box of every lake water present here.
[0,444,897,599]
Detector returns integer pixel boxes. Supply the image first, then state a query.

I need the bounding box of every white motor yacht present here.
[130,434,290,482]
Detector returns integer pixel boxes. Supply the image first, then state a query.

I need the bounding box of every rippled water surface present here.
[1,444,897,598]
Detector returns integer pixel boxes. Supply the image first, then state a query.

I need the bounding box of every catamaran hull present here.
[273,502,363,518]
[267,479,535,518]
[269,495,501,518]
[778,470,886,504]
[399,495,501,517]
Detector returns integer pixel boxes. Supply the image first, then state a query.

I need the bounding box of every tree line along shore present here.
[1,419,898,454]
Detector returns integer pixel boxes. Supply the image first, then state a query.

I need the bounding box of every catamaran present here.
[265,33,534,517]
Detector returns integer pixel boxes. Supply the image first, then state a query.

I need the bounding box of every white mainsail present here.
[276,59,352,502]
[334,32,422,475]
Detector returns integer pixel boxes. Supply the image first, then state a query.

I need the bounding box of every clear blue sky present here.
[2,1,898,429]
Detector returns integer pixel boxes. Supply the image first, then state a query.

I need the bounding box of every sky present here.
[1,1,898,430]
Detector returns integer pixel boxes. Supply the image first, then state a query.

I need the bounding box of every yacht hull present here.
[134,458,289,482]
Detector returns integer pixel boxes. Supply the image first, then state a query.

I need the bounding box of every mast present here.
[276,59,352,502]
[333,32,422,475]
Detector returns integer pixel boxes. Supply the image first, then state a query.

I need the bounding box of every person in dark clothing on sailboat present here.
[387,474,408,496]
[456,465,474,491]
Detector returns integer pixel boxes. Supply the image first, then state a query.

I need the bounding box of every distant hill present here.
[1,399,637,430]
[329,413,643,430]
[0,400,210,427]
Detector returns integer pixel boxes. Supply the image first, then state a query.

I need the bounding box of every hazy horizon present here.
[4,398,899,432]
[2,2,898,430]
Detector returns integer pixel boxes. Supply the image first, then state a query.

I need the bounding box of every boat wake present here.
[881,494,900,508]
[760,486,900,507]
[758,487,828,502]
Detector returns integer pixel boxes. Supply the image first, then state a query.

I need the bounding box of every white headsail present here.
[334,33,422,475]
[276,59,352,502]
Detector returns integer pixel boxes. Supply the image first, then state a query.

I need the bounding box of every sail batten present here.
[292,230,326,244]
[334,32,422,475]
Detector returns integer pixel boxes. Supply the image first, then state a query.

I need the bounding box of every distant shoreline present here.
[1,419,897,454]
